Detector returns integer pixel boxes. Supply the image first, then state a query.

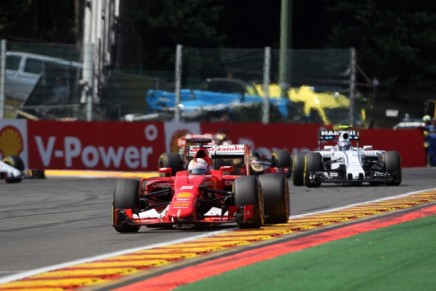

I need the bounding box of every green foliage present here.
[326,0,436,96]
[0,0,76,43]
[125,0,225,70]
[2,0,436,101]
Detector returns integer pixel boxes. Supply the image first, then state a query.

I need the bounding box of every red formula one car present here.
[113,138,290,232]
[158,132,292,177]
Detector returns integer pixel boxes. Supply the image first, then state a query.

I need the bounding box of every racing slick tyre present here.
[158,152,183,176]
[304,152,323,188]
[271,149,292,177]
[384,151,402,186]
[292,152,306,186]
[113,179,141,233]
[259,173,290,224]
[3,155,24,183]
[233,176,264,228]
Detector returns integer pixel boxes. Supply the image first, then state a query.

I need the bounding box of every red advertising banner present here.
[360,129,425,168]
[27,120,165,171]
[22,120,425,171]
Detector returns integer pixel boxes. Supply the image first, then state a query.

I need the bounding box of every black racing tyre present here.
[271,149,292,168]
[259,173,289,224]
[3,155,24,183]
[304,152,323,188]
[384,151,402,186]
[158,152,183,175]
[113,179,141,233]
[271,149,292,177]
[233,176,264,228]
[292,152,306,186]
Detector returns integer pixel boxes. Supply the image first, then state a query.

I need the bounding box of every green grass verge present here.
[177,215,436,291]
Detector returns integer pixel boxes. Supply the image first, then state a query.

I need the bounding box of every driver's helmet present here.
[188,158,209,175]
[338,140,352,151]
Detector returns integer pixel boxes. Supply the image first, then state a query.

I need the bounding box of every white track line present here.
[1,187,435,284]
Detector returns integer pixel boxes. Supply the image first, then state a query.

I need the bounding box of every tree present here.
[325,0,436,99]
[118,0,225,71]
[0,0,77,43]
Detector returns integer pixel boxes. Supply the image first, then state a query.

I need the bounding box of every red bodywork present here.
[114,139,255,228]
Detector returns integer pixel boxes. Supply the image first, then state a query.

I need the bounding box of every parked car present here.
[255,84,367,126]
[5,51,81,102]
[145,78,290,121]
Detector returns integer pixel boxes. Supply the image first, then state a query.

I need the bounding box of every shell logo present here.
[176,192,193,199]
[170,129,190,152]
[0,125,23,158]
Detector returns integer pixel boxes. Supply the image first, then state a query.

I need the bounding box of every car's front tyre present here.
[233,176,264,228]
[113,179,141,233]
[304,152,323,188]
[384,151,402,186]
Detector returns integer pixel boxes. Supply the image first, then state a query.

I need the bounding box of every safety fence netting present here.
[1,41,367,125]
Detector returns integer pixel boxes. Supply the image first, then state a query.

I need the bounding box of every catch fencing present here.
[0,40,363,125]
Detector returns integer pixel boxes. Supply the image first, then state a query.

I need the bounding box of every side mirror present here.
[159,167,172,177]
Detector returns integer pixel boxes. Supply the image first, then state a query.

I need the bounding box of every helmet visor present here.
[190,168,207,175]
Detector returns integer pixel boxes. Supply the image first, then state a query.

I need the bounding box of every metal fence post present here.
[349,47,356,126]
[262,47,271,124]
[174,44,182,122]
[0,39,5,119]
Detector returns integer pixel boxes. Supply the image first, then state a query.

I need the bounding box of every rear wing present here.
[178,133,214,148]
[184,139,251,174]
[318,129,360,149]
[186,144,249,160]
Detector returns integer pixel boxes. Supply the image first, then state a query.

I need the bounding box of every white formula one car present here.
[292,129,402,187]
[0,155,45,183]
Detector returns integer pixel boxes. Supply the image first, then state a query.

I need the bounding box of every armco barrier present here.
[0,120,425,170]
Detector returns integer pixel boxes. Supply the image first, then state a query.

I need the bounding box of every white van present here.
[5,51,82,101]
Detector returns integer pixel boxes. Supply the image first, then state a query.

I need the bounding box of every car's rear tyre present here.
[384,151,402,186]
[304,152,323,187]
[233,176,264,228]
[271,149,292,177]
[3,155,24,183]
[158,153,183,175]
[292,152,305,186]
[259,173,289,224]
[113,179,141,233]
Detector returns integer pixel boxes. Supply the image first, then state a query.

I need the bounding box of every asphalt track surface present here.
[0,167,435,289]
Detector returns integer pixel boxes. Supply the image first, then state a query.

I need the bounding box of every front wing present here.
[114,205,255,228]
[308,169,400,184]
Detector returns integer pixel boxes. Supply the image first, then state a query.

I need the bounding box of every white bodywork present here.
[0,160,22,179]
[317,146,385,180]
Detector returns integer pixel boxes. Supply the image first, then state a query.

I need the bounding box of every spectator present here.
[427,117,436,166]
[422,115,432,165]
[50,77,68,103]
